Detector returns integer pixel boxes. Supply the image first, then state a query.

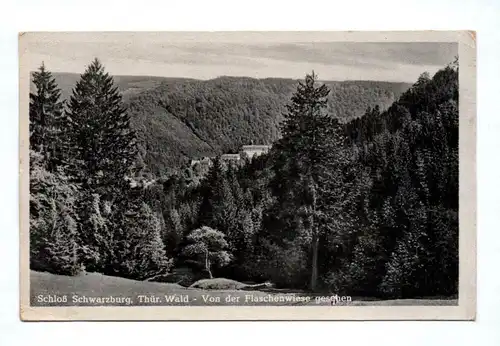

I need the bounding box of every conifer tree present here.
[29,150,81,275]
[379,203,428,298]
[66,58,137,200]
[29,63,67,171]
[198,156,238,238]
[30,65,82,275]
[62,59,163,276]
[109,202,172,280]
[271,72,356,291]
[198,156,224,227]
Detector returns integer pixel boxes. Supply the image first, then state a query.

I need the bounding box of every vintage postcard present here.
[19,31,476,321]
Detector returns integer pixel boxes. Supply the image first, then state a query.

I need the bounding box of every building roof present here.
[221,154,241,160]
[241,145,272,150]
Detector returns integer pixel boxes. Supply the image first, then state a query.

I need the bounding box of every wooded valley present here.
[29,58,458,299]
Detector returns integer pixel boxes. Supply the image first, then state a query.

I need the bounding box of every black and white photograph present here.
[18,31,476,320]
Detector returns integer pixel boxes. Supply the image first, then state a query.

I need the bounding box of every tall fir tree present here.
[63,59,166,275]
[30,64,83,275]
[270,72,357,291]
[66,58,137,201]
[30,63,67,171]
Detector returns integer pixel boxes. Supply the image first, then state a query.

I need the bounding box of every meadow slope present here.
[30,271,457,307]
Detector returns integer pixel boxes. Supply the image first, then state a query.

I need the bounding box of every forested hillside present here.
[29,59,457,300]
[36,73,410,174]
[147,63,459,298]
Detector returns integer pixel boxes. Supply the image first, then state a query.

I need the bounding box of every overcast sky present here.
[26,34,457,82]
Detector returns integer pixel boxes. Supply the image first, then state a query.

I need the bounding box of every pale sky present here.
[25,33,458,82]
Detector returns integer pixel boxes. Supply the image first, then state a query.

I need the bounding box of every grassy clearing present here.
[30,270,458,307]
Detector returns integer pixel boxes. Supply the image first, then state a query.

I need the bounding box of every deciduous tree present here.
[181,226,232,279]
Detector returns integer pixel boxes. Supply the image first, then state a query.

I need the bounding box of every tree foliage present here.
[109,202,172,280]
[181,226,232,279]
[30,63,68,171]
[65,58,137,198]
[29,61,171,280]
[29,150,81,275]
[267,72,358,290]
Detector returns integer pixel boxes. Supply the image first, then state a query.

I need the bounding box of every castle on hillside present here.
[240,145,271,159]
[190,144,272,167]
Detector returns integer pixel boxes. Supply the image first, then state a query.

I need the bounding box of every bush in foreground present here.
[189,278,247,290]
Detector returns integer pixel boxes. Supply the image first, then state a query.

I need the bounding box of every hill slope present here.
[32,72,411,174]
[30,270,457,307]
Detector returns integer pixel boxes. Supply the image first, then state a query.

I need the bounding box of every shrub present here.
[189,278,246,290]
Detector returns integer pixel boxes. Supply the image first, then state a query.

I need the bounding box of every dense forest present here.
[29,58,458,299]
[38,73,411,174]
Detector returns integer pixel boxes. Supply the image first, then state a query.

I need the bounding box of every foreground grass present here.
[30,270,458,307]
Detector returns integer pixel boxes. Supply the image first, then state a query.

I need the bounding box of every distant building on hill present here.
[190,156,213,167]
[221,153,241,162]
[189,144,272,168]
[240,145,272,159]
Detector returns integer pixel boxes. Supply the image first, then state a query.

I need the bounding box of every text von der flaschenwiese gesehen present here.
[32,294,353,306]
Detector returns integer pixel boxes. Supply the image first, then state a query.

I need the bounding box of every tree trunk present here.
[207,261,213,279]
[310,233,319,291]
[205,250,213,279]
[72,239,78,274]
[309,176,319,292]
